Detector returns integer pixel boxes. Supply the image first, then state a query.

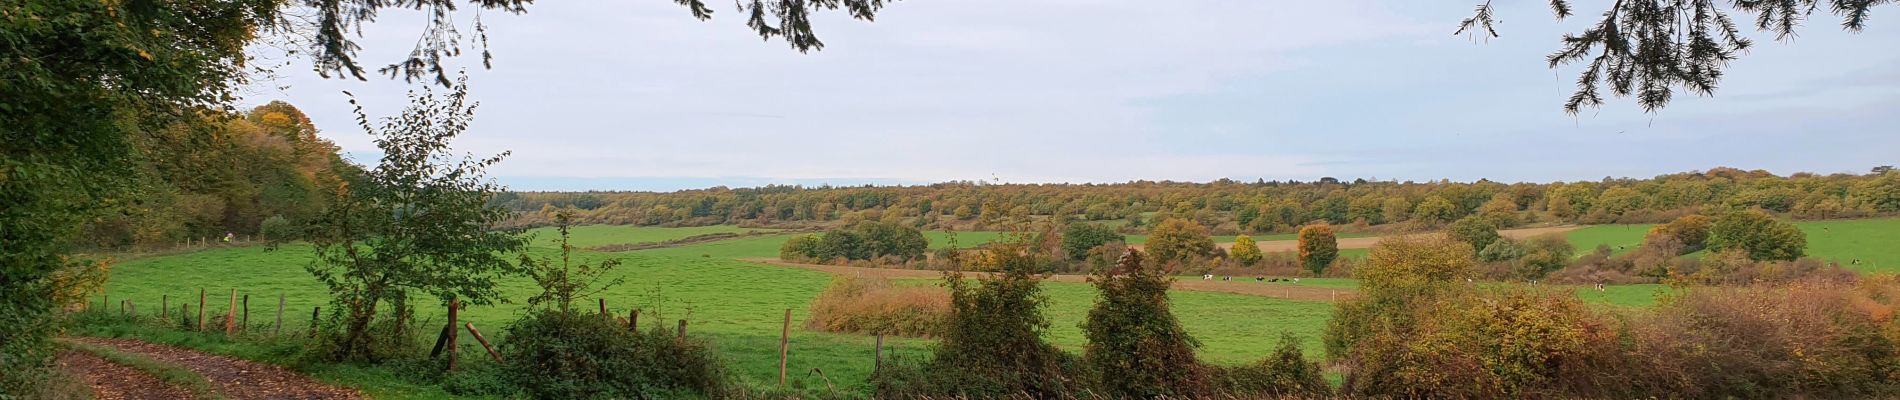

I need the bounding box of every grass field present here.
[1562,218,1900,272]
[97,227,1334,397]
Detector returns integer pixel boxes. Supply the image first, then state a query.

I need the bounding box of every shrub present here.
[1081,249,1205,398]
[1207,334,1331,398]
[806,277,948,337]
[1616,280,1900,397]
[1708,209,1806,261]
[1059,222,1124,261]
[1145,218,1215,266]
[787,220,928,263]
[258,215,296,241]
[499,309,724,399]
[1335,286,1618,398]
[1517,233,1574,279]
[1477,238,1525,262]
[1446,215,1502,251]
[873,237,1082,398]
[1296,224,1338,276]
[1650,214,1713,253]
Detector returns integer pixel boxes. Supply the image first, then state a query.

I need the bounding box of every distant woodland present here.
[499,167,1900,232]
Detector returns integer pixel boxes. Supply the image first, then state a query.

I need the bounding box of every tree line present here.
[498,167,1900,234]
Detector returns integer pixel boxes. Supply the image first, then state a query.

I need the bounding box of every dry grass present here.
[806,277,949,337]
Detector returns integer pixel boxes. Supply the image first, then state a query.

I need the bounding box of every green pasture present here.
[97,226,1334,397]
[1563,218,1900,272]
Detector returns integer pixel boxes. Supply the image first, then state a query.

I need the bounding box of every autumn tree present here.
[1708,210,1806,262]
[304,81,527,362]
[1447,215,1503,252]
[1646,214,1714,254]
[1297,225,1339,276]
[1413,195,1460,225]
[1232,235,1264,266]
[1146,219,1216,266]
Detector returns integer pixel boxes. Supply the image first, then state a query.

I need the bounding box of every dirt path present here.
[743,258,1354,302]
[65,337,365,400]
[56,350,198,400]
[1131,225,1583,252]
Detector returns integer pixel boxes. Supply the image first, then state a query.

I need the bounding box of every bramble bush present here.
[806,276,948,337]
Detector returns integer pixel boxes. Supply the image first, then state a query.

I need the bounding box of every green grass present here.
[523,225,772,248]
[99,226,1337,398]
[1561,218,1900,272]
[1564,224,1653,256]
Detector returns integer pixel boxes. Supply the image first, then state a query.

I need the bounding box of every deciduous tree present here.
[1297,225,1339,276]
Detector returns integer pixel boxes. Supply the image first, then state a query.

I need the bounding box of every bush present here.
[258,215,296,241]
[1081,249,1205,398]
[1335,286,1618,398]
[872,239,1083,398]
[1708,209,1806,261]
[1060,222,1124,261]
[1446,215,1502,251]
[1207,334,1331,398]
[806,277,948,337]
[785,220,928,263]
[499,309,724,399]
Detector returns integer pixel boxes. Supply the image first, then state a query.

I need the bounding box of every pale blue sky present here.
[244,0,1900,191]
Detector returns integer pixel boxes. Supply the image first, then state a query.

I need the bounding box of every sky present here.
[240,0,1900,192]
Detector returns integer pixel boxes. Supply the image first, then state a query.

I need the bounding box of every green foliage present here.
[1652,214,1714,253]
[521,212,624,311]
[1231,234,1263,266]
[1447,215,1503,251]
[1060,222,1124,261]
[499,309,725,399]
[1478,238,1527,262]
[1,0,277,390]
[875,237,1081,397]
[1326,235,1475,359]
[303,81,527,362]
[260,215,297,241]
[1297,224,1339,276]
[1146,219,1215,265]
[1413,195,1461,225]
[1518,234,1575,279]
[782,220,927,263]
[1709,210,1807,261]
[1081,249,1206,398]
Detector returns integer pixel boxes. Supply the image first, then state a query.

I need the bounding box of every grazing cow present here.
[1292,278,1300,283]
[1595,282,1606,292]
[1255,277,1266,282]
[1203,274,1214,281]
[1854,259,1862,265]
[1222,276,1231,281]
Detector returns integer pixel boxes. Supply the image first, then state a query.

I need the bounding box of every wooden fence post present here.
[225,288,236,335]
[465,323,503,363]
[779,308,792,387]
[241,294,250,332]
[875,334,885,375]
[274,295,285,337]
[677,319,688,344]
[309,306,320,338]
[598,298,607,318]
[197,289,206,332]
[628,309,639,331]
[162,295,168,319]
[102,294,107,314]
[447,298,460,372]
[118,299,124,315]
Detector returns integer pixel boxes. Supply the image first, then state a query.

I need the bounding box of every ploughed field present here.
[96,218,1898,394]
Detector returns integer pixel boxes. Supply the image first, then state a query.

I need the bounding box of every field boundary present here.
[742,258,1355,302]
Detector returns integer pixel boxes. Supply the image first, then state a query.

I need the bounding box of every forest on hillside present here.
[78,102,356,250]
[498,167,1900,233]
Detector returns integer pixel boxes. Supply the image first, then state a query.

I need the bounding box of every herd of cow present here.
[1201,274,1299,283]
